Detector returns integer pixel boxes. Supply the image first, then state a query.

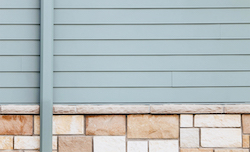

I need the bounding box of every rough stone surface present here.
[127,115,179,138]
[127,141,148,152]
[180,128,199,147]
[53,136,57,150]
[1,105,39,114]
[195,114,241,127]
[243,135,249,148]
[0,115,33,135]
[14,136,40,150]
[76,105,149,114]
[86,115,126,135]
[242,115,250,133]
[180,114,193,127]
[180,149,213,152]
[93,136,126,152]
[149,140,179,152]
[53,105,76,114]
[0,136,13,149]
[35,115,84,134]
[225,105,250,113]
[151,105,223,113]
[214,150,249,152]
[59,136,92,152]
[201,128,242,147]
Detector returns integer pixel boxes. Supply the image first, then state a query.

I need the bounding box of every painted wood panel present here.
[0,41,39,55]
[0,73,39,87]
[54,87,250,103]
[0,9,39,24]
[0,0,39,8]
[55,9,250,24]
[54,40,250,55]
[0,25,39,39]
[55,0,250,8]
[54,56,250,71]
[54,72,171,87]
[173,72,250,87]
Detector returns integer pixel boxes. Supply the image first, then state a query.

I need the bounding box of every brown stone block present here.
[86,115,126,135]
[127,115,179,138]
[242,115,250,133]
[180,149,213,152]
[59,136,92,152]
[243,135,249,148]
[0,115,33,135]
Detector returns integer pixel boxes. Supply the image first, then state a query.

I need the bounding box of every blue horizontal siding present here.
[0,25,39,39]
[0,41,39,55]
[0,73,39,87]
[0,0,39,8]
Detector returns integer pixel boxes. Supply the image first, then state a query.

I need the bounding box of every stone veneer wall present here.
[1,104,250,152]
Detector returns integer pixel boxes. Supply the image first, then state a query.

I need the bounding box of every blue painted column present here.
[40,0,54,151]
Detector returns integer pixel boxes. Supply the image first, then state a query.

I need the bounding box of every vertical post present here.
[40,0,54,151]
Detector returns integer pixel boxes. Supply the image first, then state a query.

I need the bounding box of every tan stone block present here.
[243,135,249,148]
[14,136,40,150]
[53,105,76,114]
[195,114,241,127]
[1,105,39,114]
[59,136,92,152]
[180,128,199,147]
[242,115,250,133]
[180,114,193,127]
[225,105,250,113]
[201,128,242,147]
[127,115,179,138]
[76,105,149,114]
[151,105,223,114]
[0,136,13,149]
[53,115,84,134]
[0,115,33,135]
[214,150,249,152]
[53,136,57,149]
[86,115,125,135]
[180,149,213,152]
[34,115,84,134]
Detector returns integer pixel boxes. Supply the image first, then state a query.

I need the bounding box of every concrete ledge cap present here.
[1,105,39,114]
[224,105,250,113]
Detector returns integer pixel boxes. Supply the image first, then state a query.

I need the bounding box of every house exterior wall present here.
[1,104,250,152]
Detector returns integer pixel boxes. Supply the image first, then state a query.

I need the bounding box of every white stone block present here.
[195,115,241,127]
[94,136,125,152]
[180,114,193,127]
[180,128,199,147]
[149,140,178,152]
[128,141,148,152]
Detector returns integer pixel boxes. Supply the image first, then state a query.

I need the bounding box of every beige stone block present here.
[180,114,193,127]
[93,136,126,152]
[53,136,57,150]
[149,140,178,152]
[225,105,250,113]
[195,114,241,127]
[127,115,179,138]
[0,136,13,149]
[14,136,40,150]
[214,150,249,152]
[201,128,242,147]
[127,141,148,152]
[180,128,199,148]
[76,105,149,114]
[180,149,213,152]
[151,105,223,114]
[0,115,33,135]
[1,105,39,114]
[59,136,92,152]
[86,115,125,135]
[53,105,76,114]
[34,115,84,134]
[243,135,249,148]
[242,115,250,133]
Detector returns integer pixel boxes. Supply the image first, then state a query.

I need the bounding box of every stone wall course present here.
[58,136,92,152]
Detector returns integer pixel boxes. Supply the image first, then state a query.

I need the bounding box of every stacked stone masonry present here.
[1,104,250,152]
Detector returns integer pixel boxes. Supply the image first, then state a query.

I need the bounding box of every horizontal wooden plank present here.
[0,9,39,24]
[0,56,39,71]
[55,0,250,8]
[53,87,250,103]
[55,24,250,39]
[54,56,250,71]
[55,9,250,24]
[0,25,39,39]
[54,72,171,87]
[173,72,250,87]
[0,41,39,55]
[55,24,221,39]
[0,73,39,87]
[0,88,39,104]
[55,40,250,55]
[0,0,39,8]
